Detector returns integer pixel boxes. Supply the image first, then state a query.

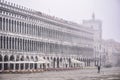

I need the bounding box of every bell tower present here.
[92,13,95,20]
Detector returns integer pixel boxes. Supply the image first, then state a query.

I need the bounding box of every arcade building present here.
[0,0,94,72]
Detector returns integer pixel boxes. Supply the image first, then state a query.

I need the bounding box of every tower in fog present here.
[82,13,102,66]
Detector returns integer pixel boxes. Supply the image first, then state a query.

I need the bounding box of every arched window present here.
[16,55,20,61]
[35,56,38,62]
[31,56,34,61]
[26,56,29,61]
[4,55,9,62]
[20,56,24,61]
[4,55,9,70]
[10,55,15,61]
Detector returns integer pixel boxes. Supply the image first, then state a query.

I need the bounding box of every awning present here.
[35,60,50,64]
[71,59,84,64]
[36,57,50,64]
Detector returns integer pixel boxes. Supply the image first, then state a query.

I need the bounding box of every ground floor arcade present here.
[0,53,93,72]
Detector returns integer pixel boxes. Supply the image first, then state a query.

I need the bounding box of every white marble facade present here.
[0,0,94,72]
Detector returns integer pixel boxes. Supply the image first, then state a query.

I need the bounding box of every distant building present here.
[101,39,120,67]
[82,13,102,66]
[0,0,94,72]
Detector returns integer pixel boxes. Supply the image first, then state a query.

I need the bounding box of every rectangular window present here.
[3,37,5,49]
[24,23,26,34]
[18,39,20,50]
[20,22,21,33]
[12,38,14,50]
[14,21,16,32]
[9,19,11,32]
[11,20,14,32]
[26,24,29,34]
[9,37,11,50]
[0,17,2,30]
[0,36,2,49]
[22,22,24,34]
[6,19,8,31]
[3,18,5,31]
[6,37,9,49]
[17,21,19,33]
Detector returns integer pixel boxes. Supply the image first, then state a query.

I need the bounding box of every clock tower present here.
[83,13,102,66]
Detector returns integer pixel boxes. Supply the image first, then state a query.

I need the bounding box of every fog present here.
[7,0,120,42]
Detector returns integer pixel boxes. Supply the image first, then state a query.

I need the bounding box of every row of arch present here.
[0,55,38,62]
[0,54,92,72]
[0,54,92,62]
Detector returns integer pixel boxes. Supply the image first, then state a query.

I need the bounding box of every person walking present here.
[97,65,101,73]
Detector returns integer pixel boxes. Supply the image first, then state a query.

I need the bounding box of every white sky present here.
[6,0,120,42]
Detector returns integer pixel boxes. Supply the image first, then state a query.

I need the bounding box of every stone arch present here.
[47,57,50,68]
[20,56,24,70]
[30,56,34,69]
[56,57,60,68]
[63,57,66,61]
[60,58,62,62]
[65,58,69,68]
[43,57,45,59]
[25,56,29,70]
[53,57,56,68]
[20,56,24,61]
[82,58,84,61]
[16,55,20,61]
[87,59,90,66]
[80,58,82,61]
[26,56,29,61]
[31,56,34,61]
[4,55,9,62]
[84,58,87,66]
[15,55,20,70]
[10,55,15,61]
[47,57,49,61]
[68,58,71,67]
[9,55,15,70]
[34,56,38,69]
[80,57,82,61]
[51,57,53,60]
[83,58,84,61]
[76,58,79,60]
[35,56,38,61]
[4,55,9,70]
[0,54,3,70]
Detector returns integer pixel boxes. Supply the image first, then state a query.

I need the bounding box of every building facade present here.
[83,13,102,66]
[101,39,120,67]
[0,0,94,72]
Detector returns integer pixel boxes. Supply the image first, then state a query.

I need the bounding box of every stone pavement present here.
[0,67,120,80]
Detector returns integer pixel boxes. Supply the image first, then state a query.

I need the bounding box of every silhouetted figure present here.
[97,66,101,73]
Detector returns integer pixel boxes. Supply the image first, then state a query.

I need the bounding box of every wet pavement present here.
[0,67,120,80]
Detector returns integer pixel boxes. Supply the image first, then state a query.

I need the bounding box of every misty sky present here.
[6,0,120,42]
